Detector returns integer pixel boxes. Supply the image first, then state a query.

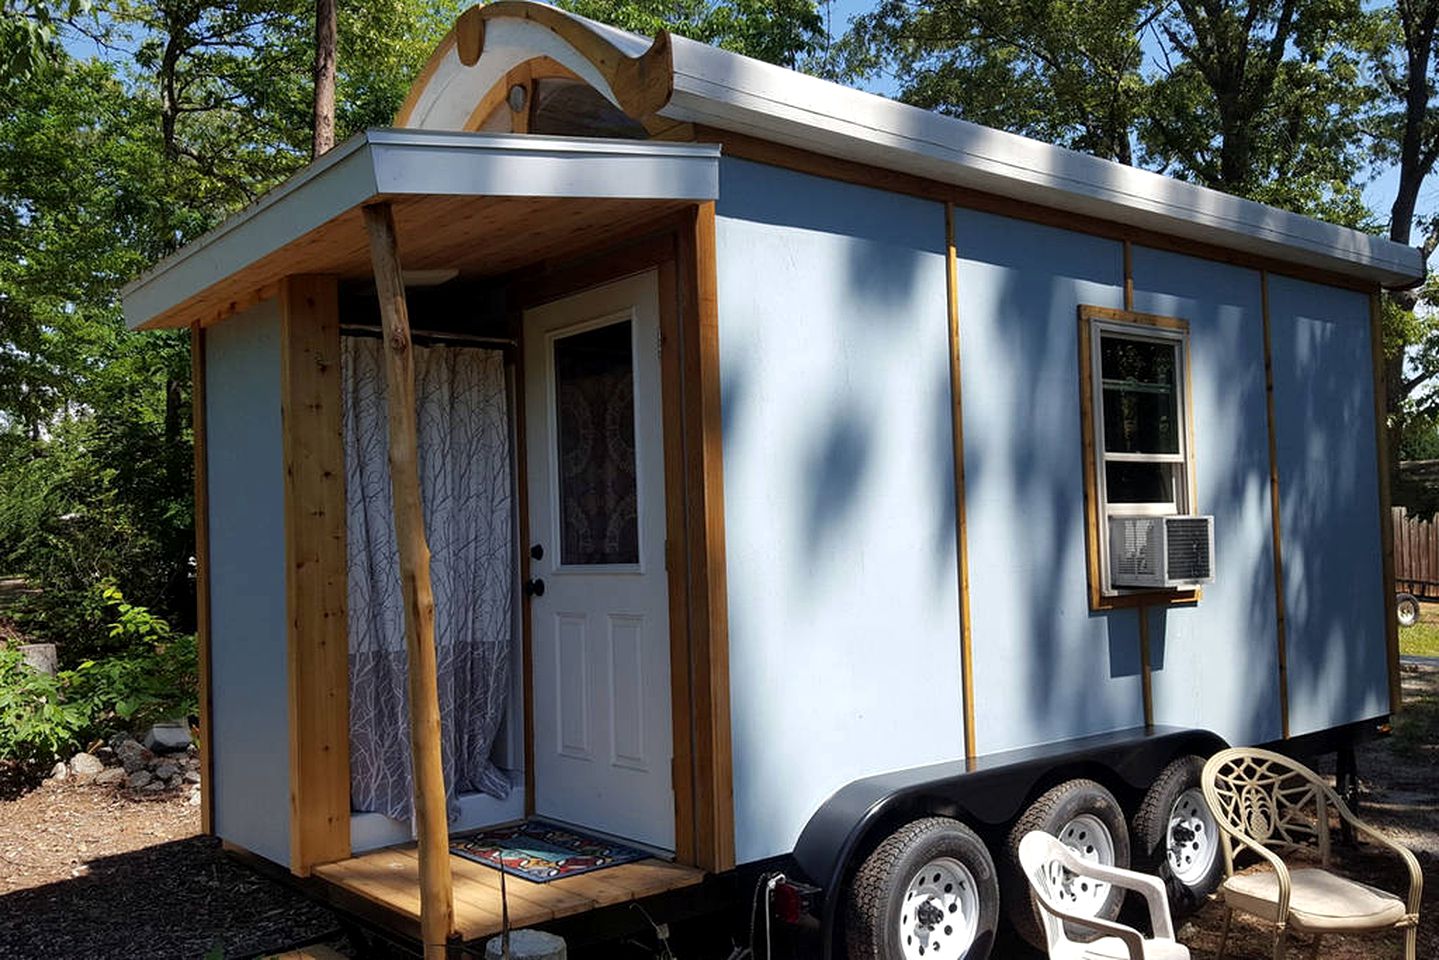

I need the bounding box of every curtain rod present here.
[340,324,517,348]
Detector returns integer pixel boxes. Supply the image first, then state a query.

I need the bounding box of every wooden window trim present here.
[1078,305,1201,611]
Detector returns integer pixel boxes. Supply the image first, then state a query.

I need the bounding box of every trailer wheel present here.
[1132,755,1223,916]
[1397,592,1420,627]
[846,816,998,960]
[1002,778,1130,949]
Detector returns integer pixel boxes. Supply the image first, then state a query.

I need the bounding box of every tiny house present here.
[122,3,1422,957]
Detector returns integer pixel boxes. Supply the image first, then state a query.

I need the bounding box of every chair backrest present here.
[1018,830,1079,951]
[1201,747,1341,871]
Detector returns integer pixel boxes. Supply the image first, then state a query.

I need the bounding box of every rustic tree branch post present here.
[362,202,456,958]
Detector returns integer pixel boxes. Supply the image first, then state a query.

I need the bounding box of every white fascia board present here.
[365,129,720,200]
[661,35,1423,288]
[122,130,721,330]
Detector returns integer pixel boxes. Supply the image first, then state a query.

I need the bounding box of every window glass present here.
[1100,336,1179,455]
[1105,461,1178,505]
[554,320,639,565]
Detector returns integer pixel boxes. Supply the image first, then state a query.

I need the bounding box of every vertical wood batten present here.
[677,201,735,872]
[1260,272,1291,738]
[190,321,214,835]
[944,203,977,762]
[279,275,351,874]
[1123,241,1155,730]
[657,253,698,866]
[1371,293,1401,714]
[361,204,456,956]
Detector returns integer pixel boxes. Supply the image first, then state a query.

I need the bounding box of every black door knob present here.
[524,577,546,598]
[530,543,544,561]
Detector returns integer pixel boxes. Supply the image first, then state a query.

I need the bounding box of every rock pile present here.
[45,729,202,805]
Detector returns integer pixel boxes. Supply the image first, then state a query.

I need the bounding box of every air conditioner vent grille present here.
[1165,517,1212,582]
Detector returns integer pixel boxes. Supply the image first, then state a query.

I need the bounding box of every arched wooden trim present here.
[463,57,585,133]
[396,2,674,128]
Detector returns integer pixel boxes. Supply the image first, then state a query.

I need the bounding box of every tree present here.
[1,0,88,84]
[312,0,336,156]
[558,0,827,66]
[1141,0,1373,223]
[839,0,1156,163]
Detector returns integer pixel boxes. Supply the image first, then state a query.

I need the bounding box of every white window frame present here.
[1082,310,1196,599]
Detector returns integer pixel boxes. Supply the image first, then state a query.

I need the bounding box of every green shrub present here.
[0,587,196,772]
[0,645,90,766]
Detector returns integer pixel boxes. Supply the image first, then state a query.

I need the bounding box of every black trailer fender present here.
[790,724,1227,956]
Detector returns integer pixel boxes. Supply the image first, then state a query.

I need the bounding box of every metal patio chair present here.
[1018,830,1190,959]
[1201,747,1422,960]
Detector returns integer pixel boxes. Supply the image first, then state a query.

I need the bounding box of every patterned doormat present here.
[449,820,649,883]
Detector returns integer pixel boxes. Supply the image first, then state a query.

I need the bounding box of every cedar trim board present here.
[505,217,734,873]
[121,130,720,331]
[790,724,1227,958]
[397,3,1422,287]
[189,321,214,835]
[1371,293,1402,714]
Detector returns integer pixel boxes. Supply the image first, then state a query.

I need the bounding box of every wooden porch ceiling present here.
[312,844,704,943]
[121,129,720,331]
[183,195,691,331]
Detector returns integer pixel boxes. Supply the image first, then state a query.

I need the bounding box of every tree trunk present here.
[312,0,337,158]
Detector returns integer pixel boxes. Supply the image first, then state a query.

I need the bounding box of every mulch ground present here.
[0,781,347,959]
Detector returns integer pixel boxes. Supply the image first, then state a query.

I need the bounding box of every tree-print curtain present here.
[343,337,514,823]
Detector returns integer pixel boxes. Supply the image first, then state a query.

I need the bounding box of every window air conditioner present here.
[1108,515,1215,589]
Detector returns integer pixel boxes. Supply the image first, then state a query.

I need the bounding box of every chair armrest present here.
[1028,888,1149,960]
[1044,848,1177,940]
[1344,815,1424,914]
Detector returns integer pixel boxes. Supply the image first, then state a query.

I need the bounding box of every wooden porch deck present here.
[312,844,705,943]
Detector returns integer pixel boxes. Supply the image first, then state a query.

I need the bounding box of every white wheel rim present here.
[1166,787,1218,886]
[1052,814,1116,915]
[898,856,980,958]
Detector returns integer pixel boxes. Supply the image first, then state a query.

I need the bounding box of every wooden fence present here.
[1393,506,1439,598]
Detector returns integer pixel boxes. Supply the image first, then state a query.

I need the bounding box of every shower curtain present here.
[343,336,514,823]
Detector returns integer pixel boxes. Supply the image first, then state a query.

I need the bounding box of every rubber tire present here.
[1001,778,1131,951]
[1397,592,1420,627]
[1132,755,1225,918]
[846,816,999,960]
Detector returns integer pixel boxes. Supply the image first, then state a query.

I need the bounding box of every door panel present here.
[524,270,674,851]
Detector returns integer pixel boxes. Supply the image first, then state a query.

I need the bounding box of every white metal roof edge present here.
[122,129,722,330]
[657,33,1422,288]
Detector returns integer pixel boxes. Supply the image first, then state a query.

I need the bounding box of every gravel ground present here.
[0,780,346,959]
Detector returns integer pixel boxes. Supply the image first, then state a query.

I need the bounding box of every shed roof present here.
[399,1,1424,289]
[121,130,719,330]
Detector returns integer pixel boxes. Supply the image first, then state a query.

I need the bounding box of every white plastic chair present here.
[1018,830,1191,960]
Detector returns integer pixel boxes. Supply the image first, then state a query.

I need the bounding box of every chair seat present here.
[1076,936,1191,960]
[1222,866,1408,933]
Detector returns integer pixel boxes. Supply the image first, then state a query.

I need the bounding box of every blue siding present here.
[206,301,290,865]
[716,159,961,863]
[953,210,1144,754]
[1130,248,1282,745]
[1268,278,1388,735]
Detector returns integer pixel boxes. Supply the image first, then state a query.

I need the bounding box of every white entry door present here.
[523,270,674,852]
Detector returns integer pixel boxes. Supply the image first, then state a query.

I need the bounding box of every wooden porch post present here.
[362,202,456,956]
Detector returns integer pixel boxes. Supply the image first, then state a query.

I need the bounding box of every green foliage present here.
[0,587,195,769]
[558,0,827,66]
[840,0,1153,162]
[0,645,89,765]
[1,0,89,85]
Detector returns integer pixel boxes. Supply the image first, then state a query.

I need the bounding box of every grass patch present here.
[1391,669,1439,758]
[1399,621,1439,657]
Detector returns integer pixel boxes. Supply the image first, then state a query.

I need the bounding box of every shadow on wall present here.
[1269,280,1387,736]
